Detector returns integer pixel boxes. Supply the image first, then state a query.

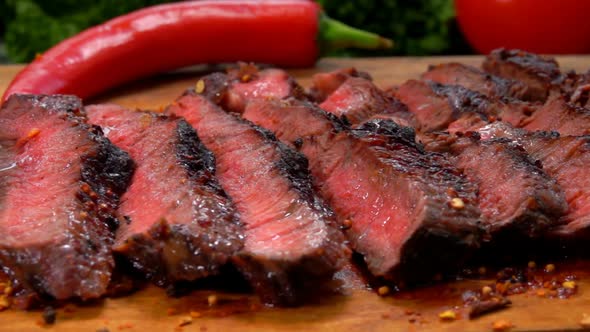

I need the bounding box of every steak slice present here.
[318,74,408,124]
[242,98,483,282]
[520,96,590,136]
[482,48,563,102]
[393,80,536,133]
[0,94,133,308]
[309,68,372,102]
[479,123,590,237]
[86,104,243,286]
[423,133,567,237]
[422,63,529,100]
[201,65,305,113]
[167,92,349,306]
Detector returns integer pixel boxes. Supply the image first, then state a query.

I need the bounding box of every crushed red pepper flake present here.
[492,319,513,331]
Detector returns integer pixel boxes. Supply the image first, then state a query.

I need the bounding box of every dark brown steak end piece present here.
[86,105,243,286]
[520,96,590,136]
[0,94,133,308]
[479,123,590,237]
[318,74,408,125]
[167,93,349,306]
[422,63,529,100]
[483,48,563,102]
[425,133,567,237]
[243,98,483,283]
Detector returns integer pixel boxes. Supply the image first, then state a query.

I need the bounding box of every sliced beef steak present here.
[483,48,563,102]
[309,68,372,102]
[243,98,482,282]
[520,96,590,136]
[319,76,408,124]
[0,94,133,308]
[422,63,529,100]
[393,80,536,133]
[423,133,567,237]
[479,123,590,237]
[86,105,242,286]
[199,66,305,113]
[167,92,349,306]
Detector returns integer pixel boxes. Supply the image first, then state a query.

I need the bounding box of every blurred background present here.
[0,0,471,63]
[0,0,589,64]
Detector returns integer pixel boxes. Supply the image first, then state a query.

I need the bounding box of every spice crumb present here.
[528,261,536,268]
[478,267,487,275]
[195,80,206,94]
[178,316,192,327]
[377,286,390,296]
[536,289,547,297]
[42,306,57,325]
[96,328,110,332]
[545,264,556,273]
[167,308,177,316]
[190,311,202,318]
[449,198,465,209]
[492,319,513,331]
[438,310,456,321]
[482,286,493,296]
[563,281,576,289]
[207,294,218,306]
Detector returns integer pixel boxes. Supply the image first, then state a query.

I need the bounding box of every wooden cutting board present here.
[1,56,590,332]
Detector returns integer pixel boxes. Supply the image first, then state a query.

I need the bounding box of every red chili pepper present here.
[2,0,392,101]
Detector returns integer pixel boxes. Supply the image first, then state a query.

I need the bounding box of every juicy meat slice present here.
[86,104,243,285]
[167,92,349,306]
[483,48,563,102]
[309,68,372,102]
[520,96,590,136]
[424,133,567,237]
[393,80,536,133]
[243,98,483,282]
[0,95,133,308]
[318,74,408,124]
[209,65,305,113]
[422,63,529,100]
[479,123,590,236]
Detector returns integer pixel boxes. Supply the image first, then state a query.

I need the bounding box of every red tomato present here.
[455,0,590,54]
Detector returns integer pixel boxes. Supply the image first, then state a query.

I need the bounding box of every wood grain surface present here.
[1,56,590,332]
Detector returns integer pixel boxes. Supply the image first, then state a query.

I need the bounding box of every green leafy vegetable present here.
[3,0,173,63]
[318,0,456,56]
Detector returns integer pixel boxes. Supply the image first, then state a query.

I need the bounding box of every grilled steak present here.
[0,94,133,308]
[86,104,243,286]
[423,63,529,100]
[242,98,483,282]
[167,92,349,306]
[479,123,590,237]
[483,48,563,102]
[393,80,536,133]
[211,66,305,113]
[423,133,567,237]
[309,68,372,102]
[520,96,590,136]
[318,75,408,124]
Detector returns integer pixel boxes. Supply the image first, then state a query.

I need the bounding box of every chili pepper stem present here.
[319,14,393,53]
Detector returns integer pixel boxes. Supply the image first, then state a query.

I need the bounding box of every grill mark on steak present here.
[423,63,529,100]
[423,133,567,237]
[0,94,133,308]
[86,104,243,286]
[478,123,590,237]
[519,96,590,136]
[483,48,564,102]
[242,97,483,283]
[167,92,349,306]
